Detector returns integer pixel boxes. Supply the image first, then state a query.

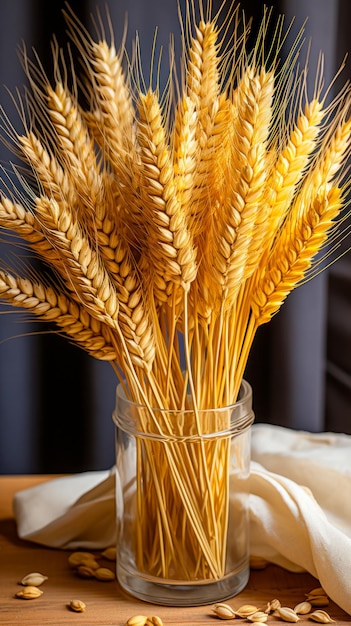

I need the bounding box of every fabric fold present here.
[249,462,351,614]
[13,470,116,549]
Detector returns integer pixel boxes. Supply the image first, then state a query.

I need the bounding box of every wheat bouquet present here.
[0,0,350,595]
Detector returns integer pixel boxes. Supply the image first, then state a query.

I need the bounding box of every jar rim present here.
[112,379,254,440]
[115,378,252,415]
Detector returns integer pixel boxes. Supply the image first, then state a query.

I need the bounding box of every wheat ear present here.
[186,19,220,145]
[88,41,145,244]
[88,40,134,164]
[196,67,274,314]
[22,136,156,372]
[172,96,198,217]
[228,184,344,396]
[252,185,343,325]
[225,67,274,287]
[46,82,103,208]
[183,18,221,234]
[137,89,197,305]
[34,196,120,326]
[310,116,351,189]
[186,96,233,323]
[265,99,325,239]
[0,196,62,265]
[63,4,134,151]
[0,270,118,361]
[112,243,156,371]
[66,16,145,250]
[205,93,234,201]
[84,38,141,212]
[18,132,76,205]
[35,188,156,371]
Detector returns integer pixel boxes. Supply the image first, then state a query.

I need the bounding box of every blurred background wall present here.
[0,0,350,474]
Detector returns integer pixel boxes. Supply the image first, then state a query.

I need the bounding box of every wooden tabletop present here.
[0,475,350,626]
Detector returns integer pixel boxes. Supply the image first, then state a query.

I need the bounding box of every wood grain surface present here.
[0,475,350,625]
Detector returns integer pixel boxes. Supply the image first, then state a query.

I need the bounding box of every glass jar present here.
[112,380,254,606]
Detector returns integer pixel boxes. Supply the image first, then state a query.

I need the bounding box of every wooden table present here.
[0,475,350,625]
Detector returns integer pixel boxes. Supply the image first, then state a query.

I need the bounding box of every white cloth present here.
[13,424,351,615]
[13,470,116,550]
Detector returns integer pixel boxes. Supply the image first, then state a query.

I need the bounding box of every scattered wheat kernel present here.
[212,603,236,619]
[15,586,43,599]
[294,601,312,614]
[309,610,335,623]
[69,599,86,612]
[146,617,164,626]
[76,564,95,578]
[94,566,115,581]
[309,596,330,607]
[81,558,100,570]
[277,607,300,622]
[265,598,281,613]
[307,587,327,597]
[250,556,269,569]
[125,617,148,626]
[101,546,117,560]
[20,572,48,586]
[68,551,96,568]
[247,611,268,622]
[235,604,259,617]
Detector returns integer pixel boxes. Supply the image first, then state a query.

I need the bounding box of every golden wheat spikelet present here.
[204,93,233,201]
[172,96,198,216]
[46,81,103,207]
[264,99,325,242]
[63,7,144,249]
[63,3,134,150]
[231,67,275,280]
[19,132,76,205]
[196,66,274,314]
[80,38,142,236]
[113,247,156,371]
[88,40,135,164]
[34,196,120,325]
[186,95,233,322]
[252,185,343,325]
[136,89,197,305]
[0,196,62,265]
[91,41,133,139]
[0,270,118,361]
[183,15,221,234]
[186,18,220,144]
[309,116,351,190]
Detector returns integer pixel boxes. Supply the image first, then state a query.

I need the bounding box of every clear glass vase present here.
[112,380,254,607]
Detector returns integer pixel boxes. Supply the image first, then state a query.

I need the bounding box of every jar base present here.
[117,562,250,607]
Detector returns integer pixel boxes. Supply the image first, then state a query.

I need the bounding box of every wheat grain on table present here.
[0,475,350,626]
